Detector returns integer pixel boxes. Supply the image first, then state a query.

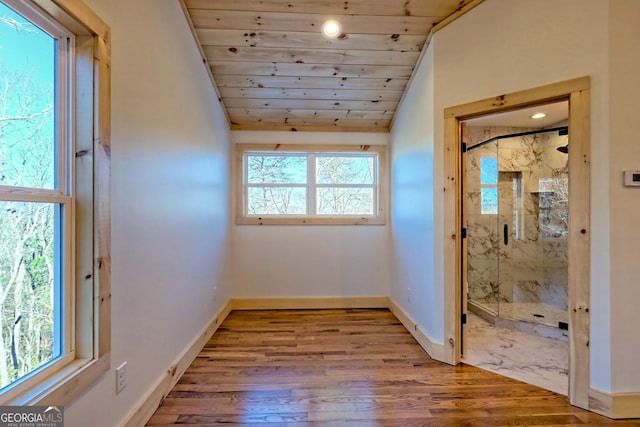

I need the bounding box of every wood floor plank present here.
[146,309,639,426]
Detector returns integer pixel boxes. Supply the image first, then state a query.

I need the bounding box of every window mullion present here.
[307,153,316,215]
[0,190,71,204]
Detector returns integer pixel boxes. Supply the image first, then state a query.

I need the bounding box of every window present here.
[236,144,386,225]
[0,0,110,405]
[480,157,498,215]
[0,0,68,394]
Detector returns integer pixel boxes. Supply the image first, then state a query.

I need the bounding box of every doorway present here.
[442,77,592,410]
[461,103,570,395]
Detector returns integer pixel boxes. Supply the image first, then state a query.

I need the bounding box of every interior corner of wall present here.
[388,298,448,364]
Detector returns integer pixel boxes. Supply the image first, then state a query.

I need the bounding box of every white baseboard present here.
[387,298,448,364]
[120,300,233,427]
[231,296,389,310]
[589,387,640,419]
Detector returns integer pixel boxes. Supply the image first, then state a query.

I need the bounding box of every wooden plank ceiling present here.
[182,0,471,132]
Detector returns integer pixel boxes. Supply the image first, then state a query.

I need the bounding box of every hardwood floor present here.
[146,309,639,426]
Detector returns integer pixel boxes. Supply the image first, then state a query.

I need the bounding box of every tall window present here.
[480,157,498,215]
[0,0,70,393]
[0,0,110,405]
[237,144,386,225]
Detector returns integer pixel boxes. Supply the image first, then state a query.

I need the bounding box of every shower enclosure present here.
[465,126,569,339]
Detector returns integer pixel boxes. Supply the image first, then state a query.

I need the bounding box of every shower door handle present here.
[503,224,509,245]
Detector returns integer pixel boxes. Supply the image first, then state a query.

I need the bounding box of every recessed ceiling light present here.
[322,19,342,39]
[530,112,547,119]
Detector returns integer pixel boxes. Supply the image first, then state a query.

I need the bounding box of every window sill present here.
[2,354,110,406]
[237,216,386,225]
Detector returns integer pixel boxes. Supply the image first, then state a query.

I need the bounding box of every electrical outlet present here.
[116,361,127,394]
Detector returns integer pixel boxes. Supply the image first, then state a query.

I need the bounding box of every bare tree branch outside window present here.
[0,4,59,389]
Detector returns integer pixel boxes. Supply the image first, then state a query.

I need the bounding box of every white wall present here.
[231,131,390,299]
[391,0,640,394]
[390,46,442,344]
[608,0,640,393]
[65,1,232,426]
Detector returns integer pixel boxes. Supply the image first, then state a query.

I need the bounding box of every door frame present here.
[443,77,591,409]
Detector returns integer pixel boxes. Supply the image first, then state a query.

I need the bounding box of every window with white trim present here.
[236,144,386,225]
[0,0,110,405]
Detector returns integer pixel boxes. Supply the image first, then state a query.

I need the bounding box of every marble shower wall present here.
[466,126,569,314]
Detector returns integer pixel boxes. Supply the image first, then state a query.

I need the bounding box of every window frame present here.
[236,144,387,225]
[0,0,111,406]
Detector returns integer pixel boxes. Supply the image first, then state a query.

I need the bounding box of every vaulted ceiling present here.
[181,0,476,132]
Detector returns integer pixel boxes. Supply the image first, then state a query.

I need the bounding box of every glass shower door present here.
[496,130,569,327]
[466,140,500,317]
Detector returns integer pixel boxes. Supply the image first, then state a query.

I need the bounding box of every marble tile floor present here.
[462,312,569,395]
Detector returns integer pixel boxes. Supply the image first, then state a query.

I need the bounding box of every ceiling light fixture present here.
[322,19,342,39]
[530,112,547,119]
